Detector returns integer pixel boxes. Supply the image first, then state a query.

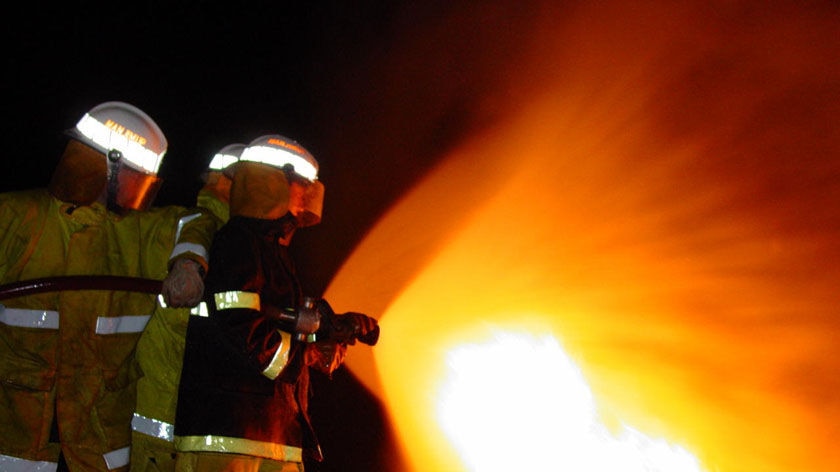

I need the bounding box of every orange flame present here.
[324,1,840,471]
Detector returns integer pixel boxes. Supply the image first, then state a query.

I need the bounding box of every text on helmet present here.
[104,119,148,147]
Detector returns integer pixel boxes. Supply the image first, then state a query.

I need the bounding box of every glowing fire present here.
[323,1,840,471]
[438,331,703,472]
[323,107,717,470]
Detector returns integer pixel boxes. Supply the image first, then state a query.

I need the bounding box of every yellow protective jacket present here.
[130,187,227,472]
[0,188,217,472]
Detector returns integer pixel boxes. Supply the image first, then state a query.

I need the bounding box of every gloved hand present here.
[161,258,205,308]
[334,312,380,345]
[305,340,347,376]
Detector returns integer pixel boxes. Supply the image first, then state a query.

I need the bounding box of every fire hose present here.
[0,275,162,300]
[0,276,378,346]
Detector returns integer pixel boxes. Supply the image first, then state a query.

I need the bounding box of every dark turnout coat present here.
[174,215,321,463]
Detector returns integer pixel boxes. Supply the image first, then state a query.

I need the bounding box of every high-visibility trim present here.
[175,434,302,462]
[95,315,151,334]
[0,453,57,472]
[75,113,164,174]
[0,307,59,329]
[175,213,201,240]
[170,242,208,261]
[213,291,260,311]
[190,301,209,317]
[132,412,174,442]
[262,330,292,380]
[102,446,129,470]
[209,152,240,171]
[159,296,209,317]
[240,145,318,181]
[170,212,209,261]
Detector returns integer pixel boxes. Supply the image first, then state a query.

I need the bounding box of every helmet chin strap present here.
[276,213,299,246]
[105,149,126,214]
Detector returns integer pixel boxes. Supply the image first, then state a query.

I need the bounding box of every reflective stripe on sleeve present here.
[190,301,209,317]
[175,213,201,240]
[102,446,129,470]
[171,213,208,261]
[132,412,174,442]
[170,242,208,261]
[95,315,151,334]
[261,330,292,380]
[175,434,302,462]
[213,291,261,311]
[0,453,57,472]
[0,307,59,329]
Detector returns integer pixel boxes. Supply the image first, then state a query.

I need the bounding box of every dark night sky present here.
[5,1,518,293]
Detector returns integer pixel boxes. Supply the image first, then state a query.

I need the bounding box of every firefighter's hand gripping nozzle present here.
[275,297,380,346]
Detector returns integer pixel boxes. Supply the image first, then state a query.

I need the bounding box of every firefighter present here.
[195,143,246,224]
[0,101,218,471]
[131,142,245,472]
[173,134,378,471]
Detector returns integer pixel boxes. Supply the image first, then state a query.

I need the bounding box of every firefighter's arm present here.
[161,207,219,307]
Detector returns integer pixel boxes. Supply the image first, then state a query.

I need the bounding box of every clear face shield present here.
[228,161,324,226]
[229,161,292,220]
[105,150,163,213]
[48,139,109,206]
[297,178,324,227]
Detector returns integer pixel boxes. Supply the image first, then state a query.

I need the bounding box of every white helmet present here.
[208,143,246,174]
[231,134,324,226]
[239,134,319,182]
[63,101,168,212]
[67,101,168,174]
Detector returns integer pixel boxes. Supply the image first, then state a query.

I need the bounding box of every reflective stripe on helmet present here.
[240,135,318,181]
[208,143,246,171]
[208,153,240,171]
[240,145,318,181]
[75,112,164,174]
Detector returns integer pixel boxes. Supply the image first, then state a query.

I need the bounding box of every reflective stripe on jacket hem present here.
[95,315,151,334]
[103,446,130,470]
[213,291,260,311]
[175,435,302,462]
[0,453,57,472]
[132,412,174,442]
[0,307,59,329]
[261,330,292,379]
